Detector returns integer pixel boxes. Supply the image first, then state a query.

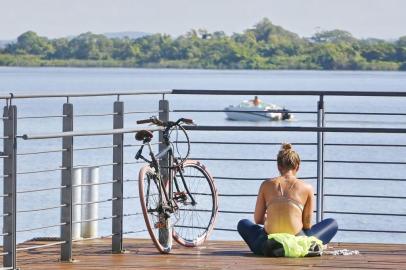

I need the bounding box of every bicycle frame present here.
[141,140,197,215]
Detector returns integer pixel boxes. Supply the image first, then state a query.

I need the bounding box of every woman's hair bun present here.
[281,143,292,151]
[277,143,300,170]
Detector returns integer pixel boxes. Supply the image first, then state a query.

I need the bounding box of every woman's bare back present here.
[255,175,314,235]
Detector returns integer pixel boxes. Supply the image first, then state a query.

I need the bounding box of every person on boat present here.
[252,96,261,106]
[237,143,338,256]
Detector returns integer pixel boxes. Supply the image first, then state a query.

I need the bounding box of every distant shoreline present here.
[1,19,405,71]
[0,58,403,72]
[0,63,404,72]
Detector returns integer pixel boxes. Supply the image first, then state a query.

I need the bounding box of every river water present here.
[0,67,405,244]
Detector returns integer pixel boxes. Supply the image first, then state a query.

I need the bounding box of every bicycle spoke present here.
[172,161,218,246]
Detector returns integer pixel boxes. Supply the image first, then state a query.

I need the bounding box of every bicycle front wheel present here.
[172,160,218,247]
[139,165,172,253]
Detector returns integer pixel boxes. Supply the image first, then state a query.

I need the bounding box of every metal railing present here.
[1,89,406,269]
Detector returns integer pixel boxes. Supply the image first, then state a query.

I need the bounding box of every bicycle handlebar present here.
[136,117,164,126]
[135,116,192,166]
[180,118,194,124]
[136,119,153,124]
[137,117,194,127]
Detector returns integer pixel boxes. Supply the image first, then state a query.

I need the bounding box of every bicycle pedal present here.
[154,221,167,229]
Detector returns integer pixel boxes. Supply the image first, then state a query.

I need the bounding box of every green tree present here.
[111,38,140,60]
[311,43,362,69]
[6,31,53,56]
[359,39,396,62]
[67,32,113,60]
[311,30,356,44]
[251,18,300,43]
[396,36,406,62]
[49,38,70,59]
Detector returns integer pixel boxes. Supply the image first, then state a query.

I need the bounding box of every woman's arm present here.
[254,182,267,224]
[302,185,314,230]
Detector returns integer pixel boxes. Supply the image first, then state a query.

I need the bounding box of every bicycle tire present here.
[139,165,172,253]
[172,160,218,247]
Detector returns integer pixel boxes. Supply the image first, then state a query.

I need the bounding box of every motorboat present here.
[224,99,293,121]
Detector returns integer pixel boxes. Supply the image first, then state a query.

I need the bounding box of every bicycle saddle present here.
[135,130,153,141]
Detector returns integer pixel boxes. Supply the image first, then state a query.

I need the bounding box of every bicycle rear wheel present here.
[172,160,218,247]
[139,165,172,253]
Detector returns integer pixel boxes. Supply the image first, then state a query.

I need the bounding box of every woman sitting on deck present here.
[237,143,338,256]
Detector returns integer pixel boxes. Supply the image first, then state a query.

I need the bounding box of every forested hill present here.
[1,18,405,70]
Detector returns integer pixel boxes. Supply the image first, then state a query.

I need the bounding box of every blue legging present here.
[237,218,338,256]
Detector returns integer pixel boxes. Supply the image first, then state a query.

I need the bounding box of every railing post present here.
[159,98,171,197]
[3,105,17,270]
[158,98,172,246]
[61,102,73,262]
[316,95,325,223]
[112,101,124,253]
[159,98,170,185]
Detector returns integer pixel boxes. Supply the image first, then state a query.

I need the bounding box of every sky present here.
[0,0,405,40]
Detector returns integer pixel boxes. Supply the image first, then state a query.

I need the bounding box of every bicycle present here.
[135,116,218,253]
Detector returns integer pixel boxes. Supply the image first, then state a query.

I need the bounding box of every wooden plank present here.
[2,239,405,270]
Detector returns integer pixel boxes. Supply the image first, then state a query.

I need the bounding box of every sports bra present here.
[266,179,304,212]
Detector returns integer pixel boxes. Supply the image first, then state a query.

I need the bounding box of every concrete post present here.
[81,167,99,238]
[72,168,82,240]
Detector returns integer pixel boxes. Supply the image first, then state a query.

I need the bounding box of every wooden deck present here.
[11,239,406,269]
